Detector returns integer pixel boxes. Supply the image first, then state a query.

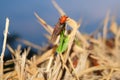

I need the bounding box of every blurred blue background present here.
[0,0,120,53]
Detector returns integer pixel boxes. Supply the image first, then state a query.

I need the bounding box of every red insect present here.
[59,15,68,24]
[51,15,68,42]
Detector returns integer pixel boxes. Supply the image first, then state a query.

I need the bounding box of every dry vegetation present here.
[1,0,120,80]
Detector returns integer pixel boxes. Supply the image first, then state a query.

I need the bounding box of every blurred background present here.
[0,0,120,57]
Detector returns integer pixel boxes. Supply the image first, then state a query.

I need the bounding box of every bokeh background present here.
[0,0,120,54]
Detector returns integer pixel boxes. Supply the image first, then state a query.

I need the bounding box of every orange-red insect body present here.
[59,15,68,24]
[51,15,68,42]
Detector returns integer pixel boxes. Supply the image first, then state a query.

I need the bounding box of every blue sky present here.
[0,0,120,52]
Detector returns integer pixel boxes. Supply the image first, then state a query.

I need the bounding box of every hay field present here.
[0,0,120,80]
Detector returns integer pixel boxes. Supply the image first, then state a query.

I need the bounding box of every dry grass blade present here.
[64,18,80,62]
[68,58,79,79]
[4,59,14,66]
[110,21,118,35]
[0,18,9,58]
[17,38,42,50]
[49,55,62,80]
[103,11,109,39]
[46,55,53,72]
[35,47,56,65]
[106,68,114,80]
[34,12,53,35]
[0,18,9,80]
[76,31,89,47]
[78,66,120,78]
[52,0,66,16]
[75,52,89,74]
[20,51,26,80]
[7,44,15,56]
[67,18,89,47]
[67,18,79,29]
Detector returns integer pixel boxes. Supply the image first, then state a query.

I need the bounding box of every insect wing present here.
[51,23,62,42]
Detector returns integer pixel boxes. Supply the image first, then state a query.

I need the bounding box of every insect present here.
[51,15,68,42]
